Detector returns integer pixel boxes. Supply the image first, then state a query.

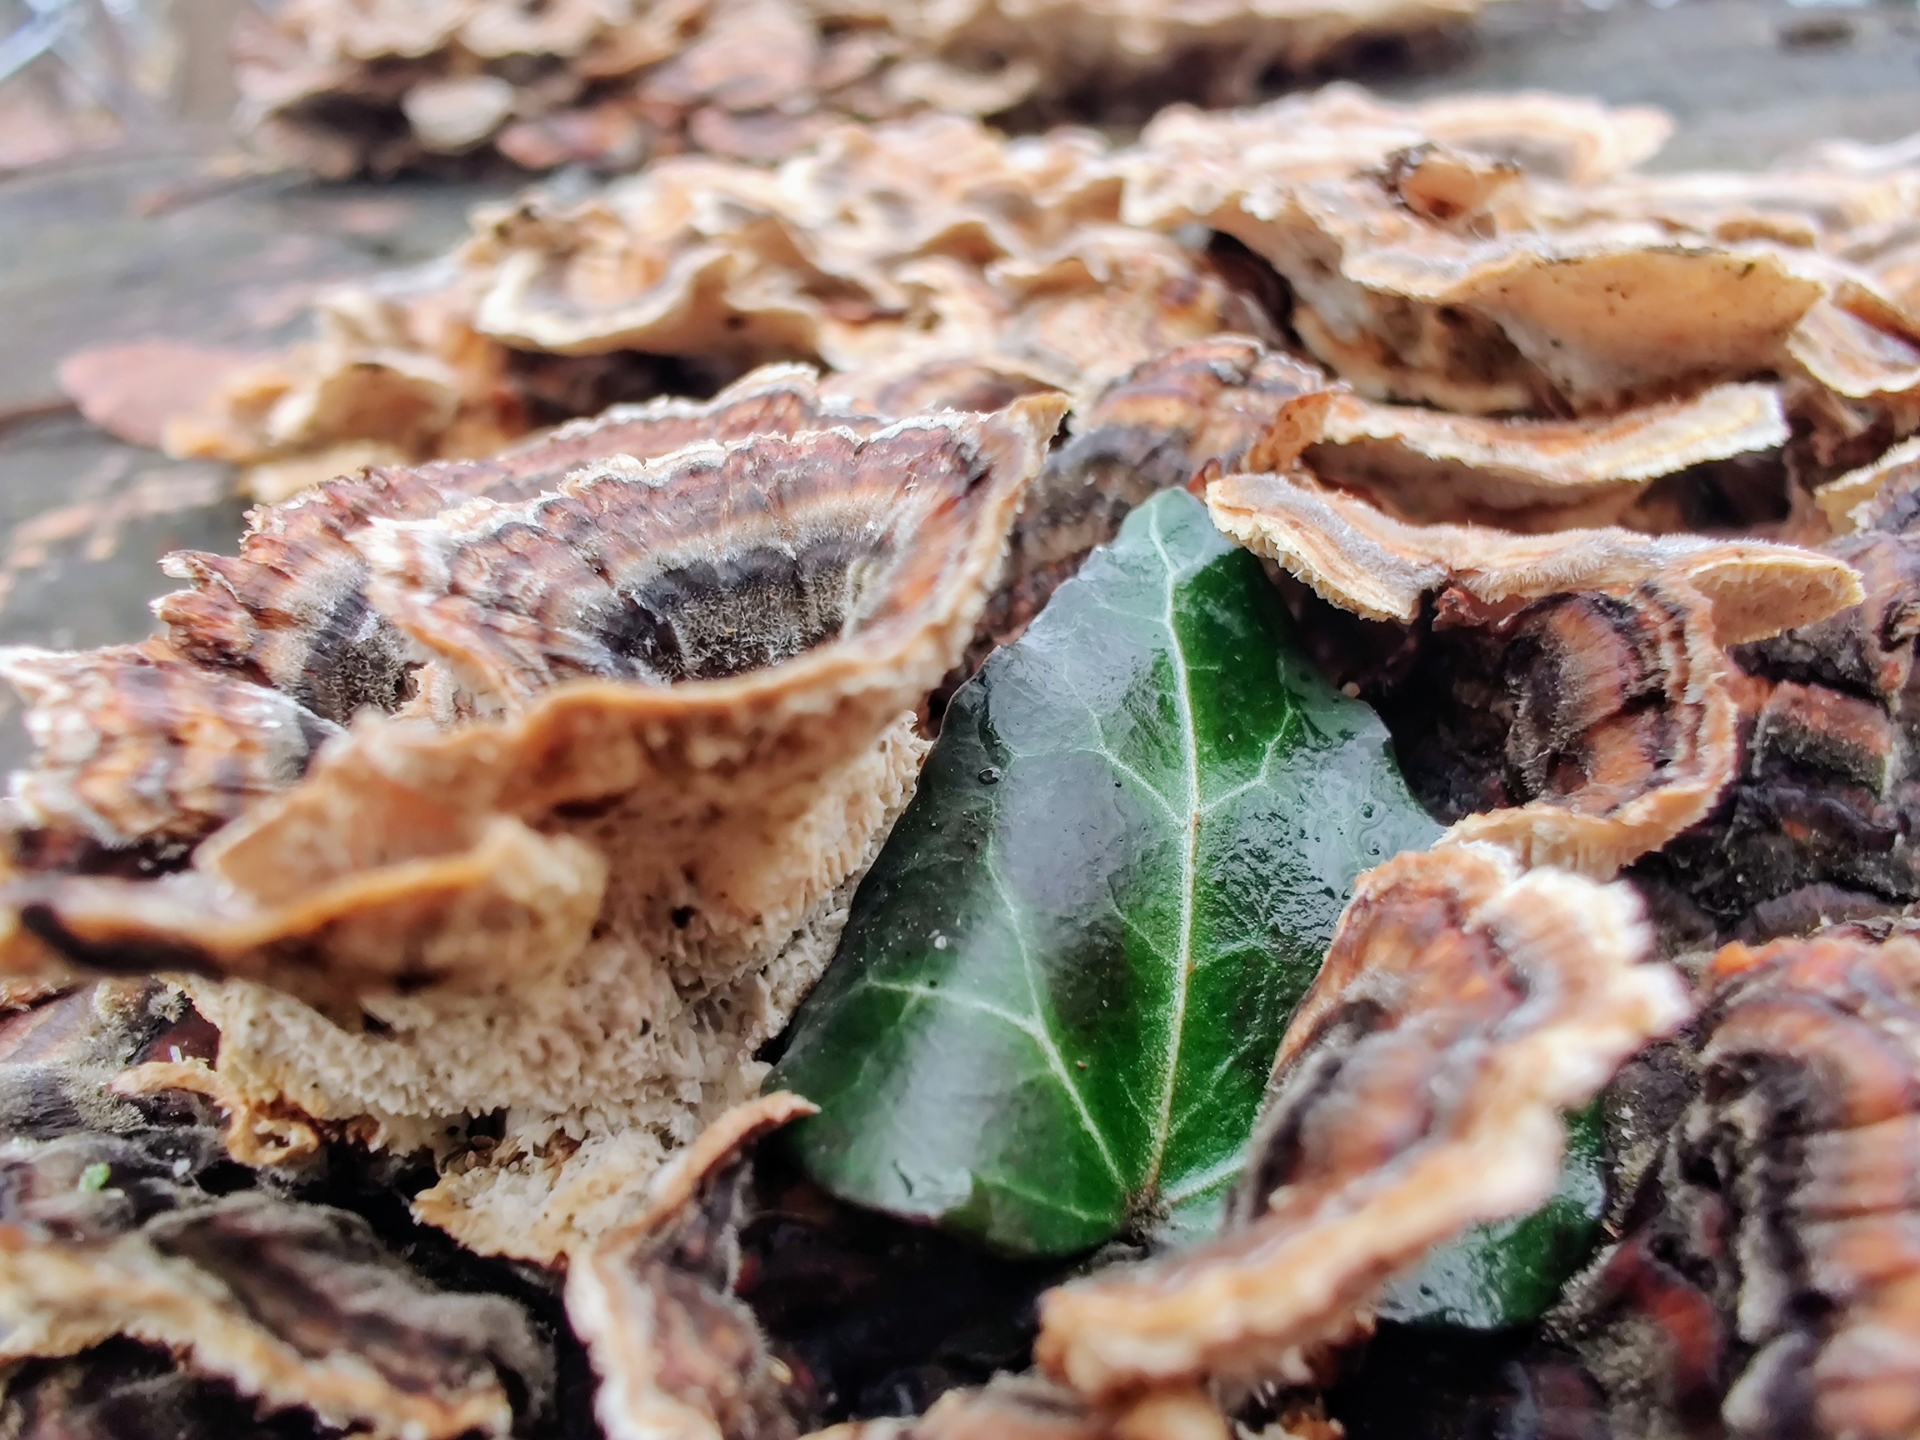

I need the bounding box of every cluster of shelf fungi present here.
[8,25,1920,1440]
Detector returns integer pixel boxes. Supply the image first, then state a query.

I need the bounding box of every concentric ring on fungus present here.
[1559,934,1920,1440]
[1206,471,1862,876]
[154,363,885,724]
[0,642,341,854]
[0,395,1064,1263]
[1033,844,1688,1403]
[1637,450,1920,939]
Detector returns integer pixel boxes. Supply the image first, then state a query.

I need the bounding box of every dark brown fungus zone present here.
[0,1339,333,1440]
[355,414,1025,705]
[153,364,882,723]
[1034,845,1687,1403]
[1205,471,1862,876]
[0,397,1063,1264]
[1556,935,1920,1440]
[0,1166,555,1439]
[1641,454,1920,938]
[0,981,555,1440]
[0,979,219,1142]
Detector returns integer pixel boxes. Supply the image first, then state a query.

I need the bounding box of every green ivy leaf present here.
[1374,1103,1607,1331]
[771,489,1441,1256]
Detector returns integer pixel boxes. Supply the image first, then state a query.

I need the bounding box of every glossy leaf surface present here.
[1375,1104,1607,1331]
[771,488,1440,1256]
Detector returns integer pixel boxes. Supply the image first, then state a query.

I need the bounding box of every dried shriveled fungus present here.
[0,1181,554,1440]
[1034,844,1688,1402]
[1560,934,1920,1440]
[1207,471,1861,875]
[0,398,1063,1262]
[569,1093,816,1440]
[569,1094,1245,1440]
[0,981,555,1440]
[1815,435,1920,535]
[450,117,1259,417]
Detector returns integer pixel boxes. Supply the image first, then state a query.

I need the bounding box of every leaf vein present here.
[985,854,1127,1187]
[1162,1151,1248,1207]
[1142,507,1203,1197]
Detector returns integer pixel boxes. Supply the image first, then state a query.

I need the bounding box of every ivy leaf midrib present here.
[1140,512,1206,1204]
[772,489,1442,1256]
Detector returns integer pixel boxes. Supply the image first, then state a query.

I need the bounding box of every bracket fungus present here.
[569,1093,817,1440]
[1207,471,1861,876]
[235,0,1509,178]
[0,642,340,855]
[1033,844,1688,1401]
[1117,87,1920,449]
[1637,453,1920,939]
[144,85,1920,521]
[1560,934,1920,1440]
[22,62,1920,1440]
[0,1183,555,1440]
[809,1376,1236,1440]
[0,980,556,1440]
[570,1092,1244,1440]
[155,364,884,723]
[970,336,1336,670]
[0,396,1063,1263]
[1307,383,1792,529]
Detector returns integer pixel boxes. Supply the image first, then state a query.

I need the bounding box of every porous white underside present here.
[182,719,928,1261]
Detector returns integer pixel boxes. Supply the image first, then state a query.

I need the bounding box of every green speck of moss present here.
[78,1162,111,1193]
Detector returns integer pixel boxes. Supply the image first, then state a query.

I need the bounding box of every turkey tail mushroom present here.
[1035,845,1687,1403]
[1205,471,1860,876]
[0,396,1063,1262]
